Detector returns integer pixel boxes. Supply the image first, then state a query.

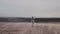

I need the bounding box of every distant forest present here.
[0,17,31,22]
[0,17,60,22]
[35,18,60,23]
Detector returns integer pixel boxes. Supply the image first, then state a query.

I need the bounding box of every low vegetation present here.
[0,22,60,34]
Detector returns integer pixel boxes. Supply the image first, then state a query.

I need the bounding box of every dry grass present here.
[33,23,60,34]
[0,22,60,34]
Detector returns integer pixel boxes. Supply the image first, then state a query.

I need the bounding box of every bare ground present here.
[0,22,60,34]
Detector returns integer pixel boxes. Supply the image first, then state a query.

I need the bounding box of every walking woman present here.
[31,16,34,27]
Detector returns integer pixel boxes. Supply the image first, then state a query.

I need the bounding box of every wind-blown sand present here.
[0,22,60,34]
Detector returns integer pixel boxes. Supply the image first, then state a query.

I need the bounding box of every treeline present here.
[0,17,60,22]
[0,17,31,22]
[35,18,60,22]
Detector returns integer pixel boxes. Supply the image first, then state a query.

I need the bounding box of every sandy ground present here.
[0,22,60,34]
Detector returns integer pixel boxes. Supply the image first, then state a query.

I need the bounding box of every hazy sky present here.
[0,0,60,18]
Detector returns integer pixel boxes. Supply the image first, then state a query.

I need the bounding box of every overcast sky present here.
[0,0,60,18]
